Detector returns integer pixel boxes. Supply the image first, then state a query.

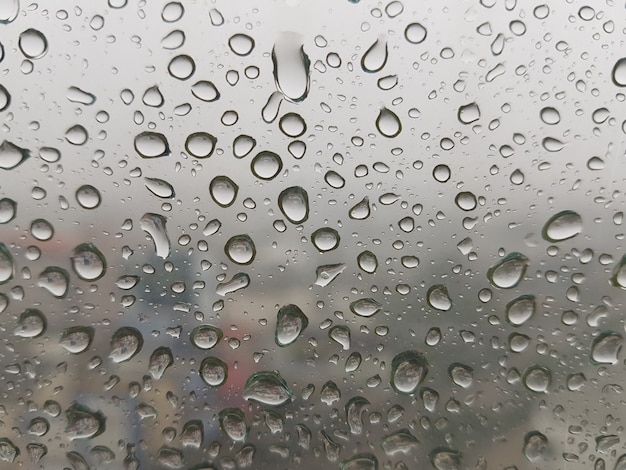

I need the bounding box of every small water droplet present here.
[349,197,370,219]
[185,132,216,159]
[168,54,195,80]
[0,243,14,284]
[329,325,351,350]
[315,263,346,287]
[612,58,626,87]
[190,325,222,349]
[449,363,473,388]
[67,86,96,105]
[148,346,173,379]
[224,234,256,265]
[233,134,256,158]
[312,227,340,252]
[229,33,255,56]
[0,198,17,223]
[361,36,388,73]
[357,250,378,273]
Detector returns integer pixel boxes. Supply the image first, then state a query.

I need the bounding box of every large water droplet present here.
[219,408,249,442]
[349,197,370,220]
[109,327,143,363]
[506,295,535,326]
[329,325,351,350]
[279,112,307,137]
[487,252,528,289]
[216,272,250,296]
[18,28,48,59]
[275,304,308,347]
[357,250,378,273]
[427,285,452,311]
[404,23,427,44]
[140,213,171,258]
[71,243,106,281]
[38,266,69,298]
[340,453,378,470]
[375,107,401,138]
[233,134,256,158]
[591,331,622,364]
[168,54,195,80]
[60,326,94,354]
[142,85,164,107]
[0,140,30,169]
[0,198,16,223]
[224,234,256,265]
[272,32,311,102]
[0,0,19,24]
[314,263,346,287]
[448,363,473,388]
[278,186,309,224]
[523,365,551,392]
[65,403,106,440]
[523,431,548,462]
[185,132,216,158]
[145,177,175,198]
[542,210,582,242]
[390,351,428,394]
[191,80,220,102]
[180,420,203,448]
[381,429,419,456]
[67,86,96,105]
[350,297,381,317]
[134,132,170,158]
[115,275,139,290]
[540,106,560,124]
[0,243,14,284]
[345,352,362,372]
[200,357,228,386]
[157,447,184,469]
[190,325,223,349]
[0,438,19,463]
[209,175,238,207]
[458,102,480,124]
[148,346,173,379]
[14,309,46,338]
[612,58,626,87]
[312,227,340,252]
[65,125,89,145]
[75,185,101,209]
[345,396,369,435]
[251,151,283,180]
[361,36,388,73]
[243,370,294,406]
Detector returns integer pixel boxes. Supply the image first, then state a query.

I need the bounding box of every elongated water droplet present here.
[14,308,46,338]
[542,210,582,242]
[134,132,170,158]
[612,58,626,87]
[272,32,310,102]
[190,325,223,349]
[216,272,250,296]
[145,177,175,198]
[67,86,96,105]
[390,351,428,394]
[361,36,388,73]
[346,396,369,435]
[191,80,220,102]
[0,243,14,284]
[148,346,173,379]
[60,326,94,354]
[350,298,381,317]
[427,285,452,311]
[278,186,309,224]
[0,140,30,169]
[404,22,427,44]
[219,408,249,442]
[199,357,228,386]
[115,275,139,290]
[261,91,283,123]
[209,175,238,207]
[487,252,528,289]
[65,403,105,440]
[523,431,548,462]
[329,325,351,350]
[591,331,622,364]
[243,370,294,406]
[506,295,535,326]
[275,304,308,347]
[349,197,370,219]
[314,263,346,287]
[140,213,171,258]
[381,429,419,456]
[109,327,143,363]
[375,108,401,138]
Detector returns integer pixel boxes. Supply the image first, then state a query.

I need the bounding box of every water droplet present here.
[325,170,345,188]
[345,352,362,372]
[223,234,255,265]
[157,446,184,469]
[144,177,175,199]
[381,429,419,456]
[612,58,626,87]
[30,218,54,241]
[542,210,582,242]
[345,396,369,435]
[540,106,560,125]
[71,243,106,281]
[109,327,143,363]
[320,380,341,405]
[208,176,239,208]
[375,107,401,137]
[251,151,283,180]
[0,0,19,24]
[65,124,89,145]
[0,438,19,463]
[66,86,96,105]
[14,308,45,338]
[349,197,370,219]
[233,134,256,158]
[449,363,473,388]
[65,403,106,440]
[0,243,14,285]
[38,266,69,298]
[190,325,223,349]
[60,326,94,354]
[262,91,283,123]
[26,443,47,463]
[388,350,428,395]
[361,36,388,73]
[455,191,477,211]
[523,431,548,462]
[18,28,48,59]
[611,255,626,289]
[312,227,340,252]
[134,132,170,158]
[0,198,16,223]
[168,54,195,80]
[229,33,255,56]
[209,7,224,25]
[432,164,451,183]
[142,85,164,107]
[279,112,307,137]
[591,332,622,364]
[458,102,480,124]
[404,23,427,44]
[148,346,173,379]
[523,365,551,392]
[161,1,184,22]
[505,295,535,326]
[200,357,228,386]
[0,140,30,169]
[275,304,308,347]
[140,213,171,258]
[315,263,346,287]
[272,32,310,102]
[542,137,564,152]
[357,250,378,273]
[219,408,249,442]
[75,185,101,209]
[185,132,216,158]
[278,186,309,224]
[243,371,294,406]
[487,252,529,289]
[216,272,250,296]
[427,285,452,311]
[430,448,462,470]
[350,297,381,317]
[180,420,203,448]
[329,325,351,350]
[340,453,378,470]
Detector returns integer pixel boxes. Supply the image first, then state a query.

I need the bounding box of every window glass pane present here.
[1,0,625,469]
